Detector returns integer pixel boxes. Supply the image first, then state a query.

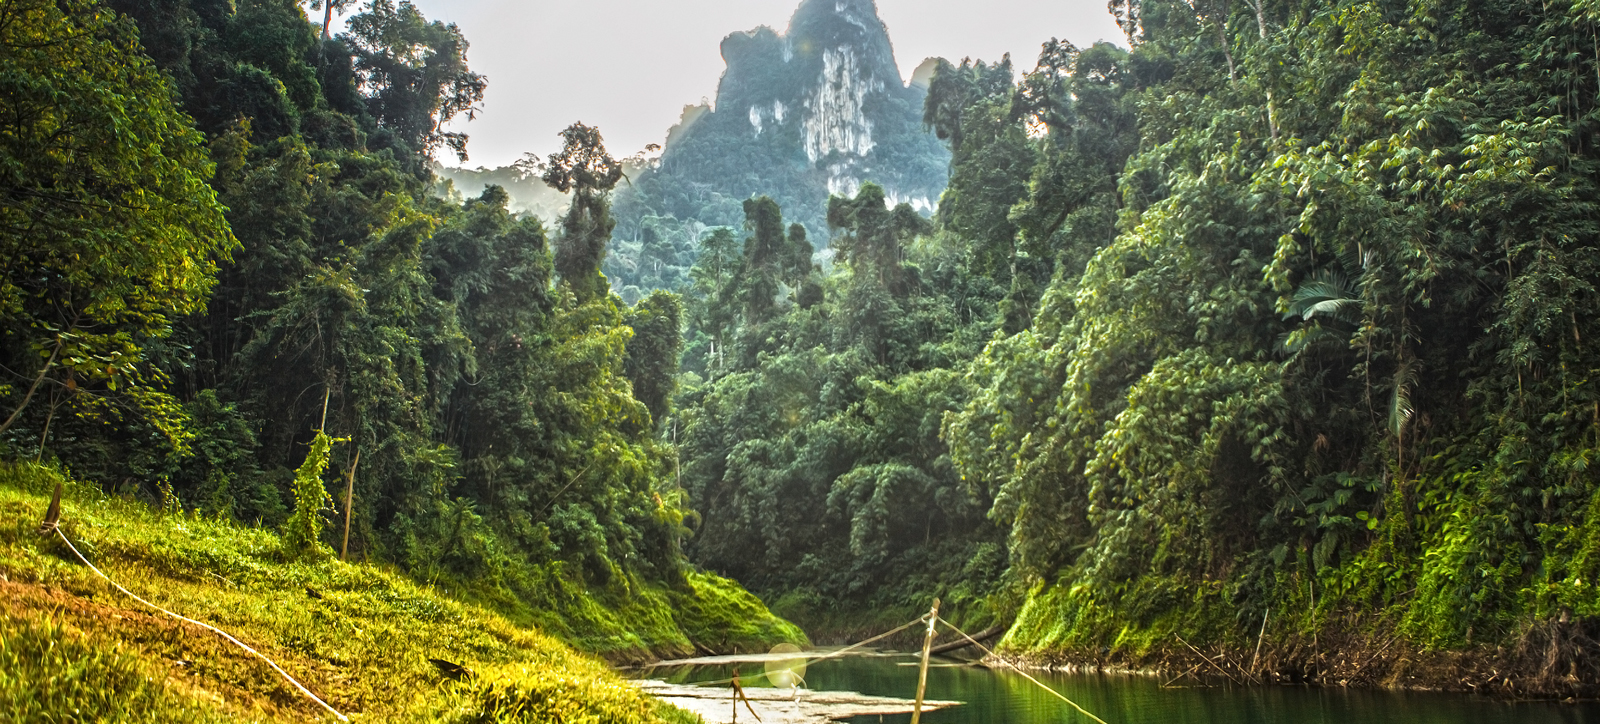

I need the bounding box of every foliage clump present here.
[0,0,236,452]
[283,431,339,559]
[915,0,1600,690]
[0,0,730,644]
[676,0,1600,692]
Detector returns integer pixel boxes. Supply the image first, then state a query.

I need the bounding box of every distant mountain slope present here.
[605,0,950,301]
[435,163,570,222]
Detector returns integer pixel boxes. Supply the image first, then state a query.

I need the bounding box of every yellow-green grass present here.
[0,463,789,722]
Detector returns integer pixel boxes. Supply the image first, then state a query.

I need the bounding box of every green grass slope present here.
[0,463,801,722]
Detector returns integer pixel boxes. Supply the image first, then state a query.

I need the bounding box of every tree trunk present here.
[1247,0,1280,143]
[0,338,62,436]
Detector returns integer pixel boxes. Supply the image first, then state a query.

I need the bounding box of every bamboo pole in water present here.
[1250,608,1270,672]
[911,598,940,724]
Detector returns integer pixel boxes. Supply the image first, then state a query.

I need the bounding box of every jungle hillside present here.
[0,0,797,718]
[6,0,1600,716]
[664,0,1600,700]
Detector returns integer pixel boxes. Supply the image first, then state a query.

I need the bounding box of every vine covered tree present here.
[535,122,625,303]
[346,0,486,165]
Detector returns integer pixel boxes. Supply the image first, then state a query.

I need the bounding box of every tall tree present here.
[625,290,684,428]
[0,0,235,448]
[535,123,624,304]
[346,0,486,165]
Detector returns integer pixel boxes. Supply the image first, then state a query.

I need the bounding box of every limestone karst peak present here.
[607,0,949,300]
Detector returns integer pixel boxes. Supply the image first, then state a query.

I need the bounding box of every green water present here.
[634,653,1600,723]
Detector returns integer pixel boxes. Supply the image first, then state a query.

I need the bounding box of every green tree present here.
[924,55,1032,283]
[684,227,740,375]
[625,290,684,428]
[346,0,486,164]
[536,123,624,304]
[734,197,787,326]
[0,0,235,450]
[284,430,339,558]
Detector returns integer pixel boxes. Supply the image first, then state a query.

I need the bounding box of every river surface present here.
[632,652,1600,723]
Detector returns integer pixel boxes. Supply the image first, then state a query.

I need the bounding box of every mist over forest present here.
[6,0,1600,718]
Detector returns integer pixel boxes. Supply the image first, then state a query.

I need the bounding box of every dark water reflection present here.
[633,652,1600,723]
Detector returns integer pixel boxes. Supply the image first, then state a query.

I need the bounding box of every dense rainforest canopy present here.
[669,0,1600,693]
[8,0,1600,697]
[0,0,718,637]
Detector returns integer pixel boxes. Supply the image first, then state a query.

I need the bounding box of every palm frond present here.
[1286,269,1360,323]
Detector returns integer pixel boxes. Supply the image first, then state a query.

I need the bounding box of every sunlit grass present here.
[0,462,775,722]
[0,612,230,723]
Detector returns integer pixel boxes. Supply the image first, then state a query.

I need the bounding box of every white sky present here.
[374,0,1125,168]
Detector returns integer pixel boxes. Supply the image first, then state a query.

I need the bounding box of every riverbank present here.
[993,617,1600,700]
[766,584,1599,701]
[0,462,801,721]
[985,634,1600,701]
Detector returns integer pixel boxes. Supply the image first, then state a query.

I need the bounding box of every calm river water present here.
[634,652,1600,723]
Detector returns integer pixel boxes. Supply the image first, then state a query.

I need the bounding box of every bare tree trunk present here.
[341,448,360,561]
[35,395,57,463]
[0,338,62,436]
[1214,0,1237,85]
[1246,0,1280,144]
[323,1,334,39]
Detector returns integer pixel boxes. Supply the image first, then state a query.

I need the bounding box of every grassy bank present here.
[0,463,801,721]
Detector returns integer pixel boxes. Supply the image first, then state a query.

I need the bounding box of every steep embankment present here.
[0,464,801,721]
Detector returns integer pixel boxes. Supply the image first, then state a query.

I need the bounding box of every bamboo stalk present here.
[1250,608,1270,672]
[928,622,1005,655]
[730,668,761,722]
[341,448,360,561]
[910,598,940,724]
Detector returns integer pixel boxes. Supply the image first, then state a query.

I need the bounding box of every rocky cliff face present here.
[605,0,949,300]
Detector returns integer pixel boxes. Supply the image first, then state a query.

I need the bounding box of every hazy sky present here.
[384,0,1125,169]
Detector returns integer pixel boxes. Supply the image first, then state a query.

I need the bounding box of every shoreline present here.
[982,636,1600,702]
[722,614,1600,702]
